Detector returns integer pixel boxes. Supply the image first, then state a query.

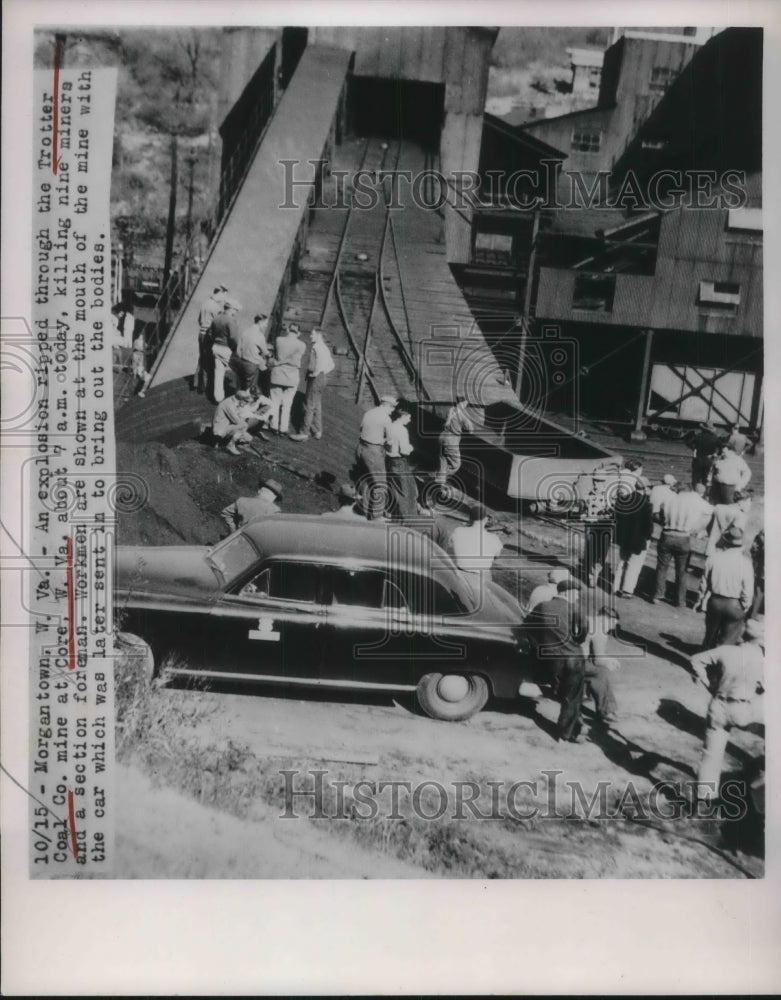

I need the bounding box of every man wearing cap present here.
[520,580,588,742]
[436,396,474,485]
[690,618,764,801]
[649,474,678,517]
[209,299,241,403]
[652,483,713,607]
[235,313,270,394]
[269,323,306,436]
[211,389,256,455]
[688,422,723,489]
[220,478,283,533]
[709,442,752,505]
[705,489,752,557]
[195,285,227,393]
[696,526,754,648]
[526,568,572,615]
[320,484,366,521]
[356,395,396,519]
[289,328,335,441]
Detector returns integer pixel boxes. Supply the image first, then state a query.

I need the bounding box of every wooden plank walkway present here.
[149,45,352,389]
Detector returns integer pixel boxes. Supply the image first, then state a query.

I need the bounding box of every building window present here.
[571,129,602,153]
[473,230,514,267]
[726,208,762,233]
[682,27,697,36]
[649,65,677,92]
[572,273,615,312]
[697,280,741,313]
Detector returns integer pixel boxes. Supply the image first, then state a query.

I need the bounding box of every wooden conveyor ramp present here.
[149,45,353,389]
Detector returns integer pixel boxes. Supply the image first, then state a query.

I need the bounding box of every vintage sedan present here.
[115,514,525,721]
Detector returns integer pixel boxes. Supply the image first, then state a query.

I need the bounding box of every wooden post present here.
[631,328,654,441]
[515,209,540,400]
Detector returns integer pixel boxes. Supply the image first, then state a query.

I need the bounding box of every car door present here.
[208,559,327,679]
[320,565,464,687]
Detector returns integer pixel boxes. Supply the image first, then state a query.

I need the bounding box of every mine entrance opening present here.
[348,76,445,149]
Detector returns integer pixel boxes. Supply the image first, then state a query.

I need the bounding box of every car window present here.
[209,532,258,582]
[267,562,319,603]
[328,567,385,609]
[391,571,460,616]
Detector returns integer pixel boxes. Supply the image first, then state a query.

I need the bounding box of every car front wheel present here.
[416,672,489,722]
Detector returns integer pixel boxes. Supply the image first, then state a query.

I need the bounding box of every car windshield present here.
[208,532,258,583]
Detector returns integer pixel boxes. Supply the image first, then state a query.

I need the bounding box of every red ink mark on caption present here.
[52,36,64,175]
[67,789,79,858]
[65,535,76,670]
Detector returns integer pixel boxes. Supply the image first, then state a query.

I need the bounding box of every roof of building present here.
[566,47,605,67]
[483,112,566,159]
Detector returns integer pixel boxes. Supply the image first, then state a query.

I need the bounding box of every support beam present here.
[630,328,654,441]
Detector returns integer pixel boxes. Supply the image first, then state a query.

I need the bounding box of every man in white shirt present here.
[385,405,417,519]
[526,568,572,615]
[649,474,678,517]
[705,490,751,557]
[690,617,764,801]
[652,484,713,607]
[451,504,504,599]
[356,395,396,520]
[289,328,335,441]
[710,444,752,504]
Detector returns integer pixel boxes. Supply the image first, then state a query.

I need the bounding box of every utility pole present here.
[162,133,179,306]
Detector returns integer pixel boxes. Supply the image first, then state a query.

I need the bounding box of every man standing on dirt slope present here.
[436,396,474,485]
[195,285,227,394]
[220,477,283,534]
[695,526,754,649]
[290,327,335,442]
[652,483,712,608]
[320,483,366,520]
[581,605,621,726]
[690,617,764,802]
[519,581,588,743]
[269,323,306,436]
[210,299,241,403]
[356,394,396,519]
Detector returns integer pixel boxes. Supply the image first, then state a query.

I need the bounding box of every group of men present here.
[198,287,336,454]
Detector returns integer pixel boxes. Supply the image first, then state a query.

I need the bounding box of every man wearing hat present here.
[235,313,270,394]
[526,568,572,615]
[220,477,283,534]
[690,617,764,801]
[356,395,396,519]
[209,298,241,403]
[709,441,752,505]
[212,389,256,455]
[320,483,366,521]
[695,526,754,649]
[195,285,227,393]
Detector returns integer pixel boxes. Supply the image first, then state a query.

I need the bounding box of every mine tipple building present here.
[531,27,763,435]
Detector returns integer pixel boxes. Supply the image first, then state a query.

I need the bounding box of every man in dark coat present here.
[613,479,654,597]
[520,582,588,742]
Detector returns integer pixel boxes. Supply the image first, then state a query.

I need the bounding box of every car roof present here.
[242,514,466,590]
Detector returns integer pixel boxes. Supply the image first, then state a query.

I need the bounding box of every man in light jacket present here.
[289,328,335,441]
[268,323,306,435]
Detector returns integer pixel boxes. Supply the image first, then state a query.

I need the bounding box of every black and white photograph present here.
[3,1,781,994]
